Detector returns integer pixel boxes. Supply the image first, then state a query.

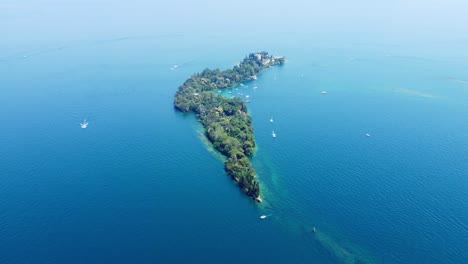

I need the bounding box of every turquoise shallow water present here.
[1,24,468,264]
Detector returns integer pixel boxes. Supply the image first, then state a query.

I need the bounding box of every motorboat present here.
[80,120,89,129]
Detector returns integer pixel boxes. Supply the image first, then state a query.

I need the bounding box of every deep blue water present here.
[2,4,468,263]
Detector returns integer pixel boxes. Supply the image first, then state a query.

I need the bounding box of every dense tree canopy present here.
[174,52,285,200]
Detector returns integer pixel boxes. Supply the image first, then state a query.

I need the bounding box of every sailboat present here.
[270,117,274,123]
[80,119,89,129]
[272,130,276,138]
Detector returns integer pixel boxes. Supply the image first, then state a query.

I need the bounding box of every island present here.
[174,52,285,202]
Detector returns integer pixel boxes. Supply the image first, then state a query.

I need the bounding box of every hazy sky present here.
[2,0,468,47]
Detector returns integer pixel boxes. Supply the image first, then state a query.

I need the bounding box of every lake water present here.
[2,3,468,263]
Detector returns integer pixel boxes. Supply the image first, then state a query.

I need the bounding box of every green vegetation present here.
[174,52,285,201]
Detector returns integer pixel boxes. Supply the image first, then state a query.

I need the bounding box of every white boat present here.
[245,95,250,98]
[272,131,276,138]
[366,133,371,137]
[321,91,328,94]
[270,117,273,123]
[240,84,245,87]
[80,119,89,129]
[260,215,267,219]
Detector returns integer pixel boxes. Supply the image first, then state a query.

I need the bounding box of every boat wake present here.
[80,119,89,129]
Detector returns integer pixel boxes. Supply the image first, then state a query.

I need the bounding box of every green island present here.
[174,52,285,202]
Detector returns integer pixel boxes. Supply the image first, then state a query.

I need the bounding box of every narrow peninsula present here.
[174,52,285,202]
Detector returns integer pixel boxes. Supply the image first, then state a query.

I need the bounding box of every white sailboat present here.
[270,117,274,123]
[272,130,276,138]
[80,119,89,129]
